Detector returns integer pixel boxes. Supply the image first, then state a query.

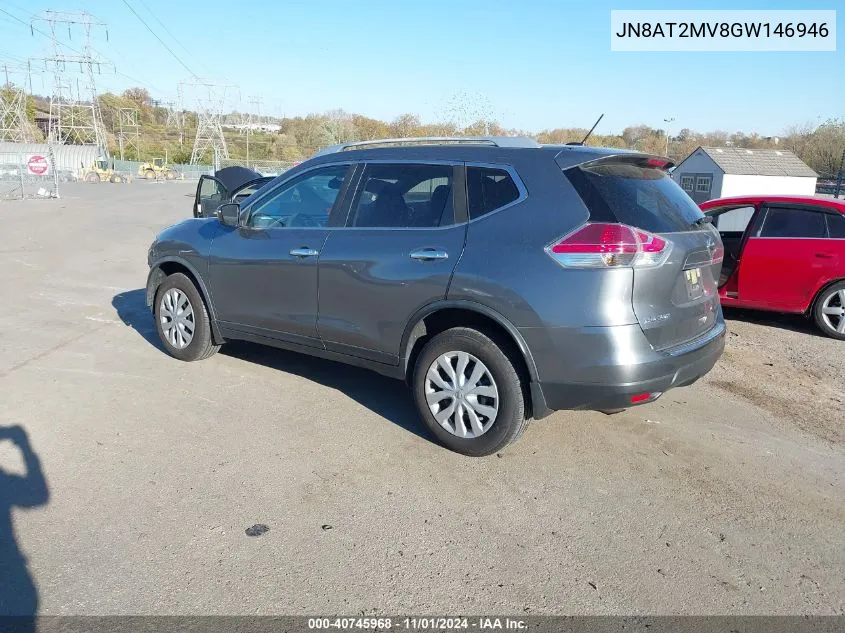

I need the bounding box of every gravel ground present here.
[709,309,845,445]
[0,182,843,616]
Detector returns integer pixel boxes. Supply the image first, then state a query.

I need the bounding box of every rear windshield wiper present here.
[690,216,712,228]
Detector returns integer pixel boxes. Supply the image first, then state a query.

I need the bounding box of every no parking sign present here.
[26,155,50,176]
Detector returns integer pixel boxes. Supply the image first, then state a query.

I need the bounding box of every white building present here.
[671,146,818,203]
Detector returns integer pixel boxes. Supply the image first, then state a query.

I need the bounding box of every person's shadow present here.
[0,426,49,632]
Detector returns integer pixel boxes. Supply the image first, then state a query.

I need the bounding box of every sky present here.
[0,0,841,136]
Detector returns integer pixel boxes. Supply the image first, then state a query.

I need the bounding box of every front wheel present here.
[813,281,845,339]
[154,273,220,361]
[412,327,528,456]
[144,169,157,180]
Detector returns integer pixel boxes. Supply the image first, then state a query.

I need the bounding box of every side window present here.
[713,205,755,232]
[467,167,521,220]
[759,207,826,238]
[826,213,845,238]
[350,164,454,228]
[679,175,695,193]
[200,177,224,200]
[246,165,349,229]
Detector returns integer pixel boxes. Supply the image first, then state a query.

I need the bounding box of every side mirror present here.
[216,202,240,227]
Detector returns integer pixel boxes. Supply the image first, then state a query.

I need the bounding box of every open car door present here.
[194,175,227,218]
[703,203,760,289]
[194,166,265,218]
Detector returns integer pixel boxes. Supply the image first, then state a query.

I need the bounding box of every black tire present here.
[84,172,99,183]
[144,169,156,180]
[412,327,529,456]
[154,273,220,361]
[812,281,845,340]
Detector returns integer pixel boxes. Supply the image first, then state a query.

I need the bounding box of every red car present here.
[701,195,845,339]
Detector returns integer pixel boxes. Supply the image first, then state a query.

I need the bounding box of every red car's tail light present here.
[546,223,672,269]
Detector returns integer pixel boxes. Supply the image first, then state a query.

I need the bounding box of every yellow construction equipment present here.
[138,157,179,180]
[81,159,131,183]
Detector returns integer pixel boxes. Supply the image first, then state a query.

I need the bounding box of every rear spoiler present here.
[555,151,675,172]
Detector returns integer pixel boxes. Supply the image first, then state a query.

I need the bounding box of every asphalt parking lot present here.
[1,182,843,615]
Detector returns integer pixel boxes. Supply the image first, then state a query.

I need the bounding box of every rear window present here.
[564,162,705,233]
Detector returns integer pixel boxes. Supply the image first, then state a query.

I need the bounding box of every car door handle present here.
[289,247,319,258]
[815,253,834,259]
[410,248,449,261]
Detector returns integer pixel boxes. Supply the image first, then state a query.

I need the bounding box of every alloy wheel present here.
[821,289,845,334]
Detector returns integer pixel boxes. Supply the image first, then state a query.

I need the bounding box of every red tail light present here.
[630,391,662,404]
[546,223,671,269]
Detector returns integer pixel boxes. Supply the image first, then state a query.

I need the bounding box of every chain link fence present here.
[112,159,213,181]
[0,148,62,201]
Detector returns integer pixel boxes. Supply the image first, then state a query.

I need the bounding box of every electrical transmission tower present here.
[32,10,109,148]
[116,107,140,160]
[179,79,235,165]
[0,63,38,143]
[163,101,182,129]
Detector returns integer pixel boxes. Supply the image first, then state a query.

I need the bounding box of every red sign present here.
[26,155,49,175]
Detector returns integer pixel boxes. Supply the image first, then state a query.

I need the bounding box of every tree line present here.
[7,85,844,177]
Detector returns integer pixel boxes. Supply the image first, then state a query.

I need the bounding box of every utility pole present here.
[663,117,675,157]
[31,10,109,149]
[835,148,845,200]
[246,95,262,165]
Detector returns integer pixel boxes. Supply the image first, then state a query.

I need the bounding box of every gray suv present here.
[146,137,725,455]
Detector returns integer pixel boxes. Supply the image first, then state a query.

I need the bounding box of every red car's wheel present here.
[813,281,845,340]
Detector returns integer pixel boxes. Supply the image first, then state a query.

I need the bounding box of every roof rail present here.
[313,136,541,156]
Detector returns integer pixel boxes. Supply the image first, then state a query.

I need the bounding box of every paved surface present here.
[0,182,843,615]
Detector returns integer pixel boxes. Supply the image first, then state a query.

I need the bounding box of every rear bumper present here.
[523,321,726,413]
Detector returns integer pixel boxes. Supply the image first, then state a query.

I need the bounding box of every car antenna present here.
[566,114,605,146]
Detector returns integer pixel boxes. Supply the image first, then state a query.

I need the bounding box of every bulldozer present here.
[81,158,131,184]
[138,157,179,180]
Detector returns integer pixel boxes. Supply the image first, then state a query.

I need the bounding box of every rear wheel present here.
[154,273,220,361]
[813,281,845,339]
[165,170,177,180]
[412,327,528,456]
[84,172,99,183]
[144,169,156,180]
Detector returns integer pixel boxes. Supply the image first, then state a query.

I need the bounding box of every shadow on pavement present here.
[111,289,165,352]
[222,341,436,444]
[0,425,49,632]
[722,306,824,338]
[110,290,435,444]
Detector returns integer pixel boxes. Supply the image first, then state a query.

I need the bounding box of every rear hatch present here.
[561,155,723,350]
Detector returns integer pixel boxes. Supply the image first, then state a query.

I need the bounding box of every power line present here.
[119,0,197,78]
[137,0,197,62]
[1,7,165,96]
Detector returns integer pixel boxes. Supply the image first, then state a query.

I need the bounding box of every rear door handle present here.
[290,247,319,258]
[410,248,449,261]
[815,253,834,259]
